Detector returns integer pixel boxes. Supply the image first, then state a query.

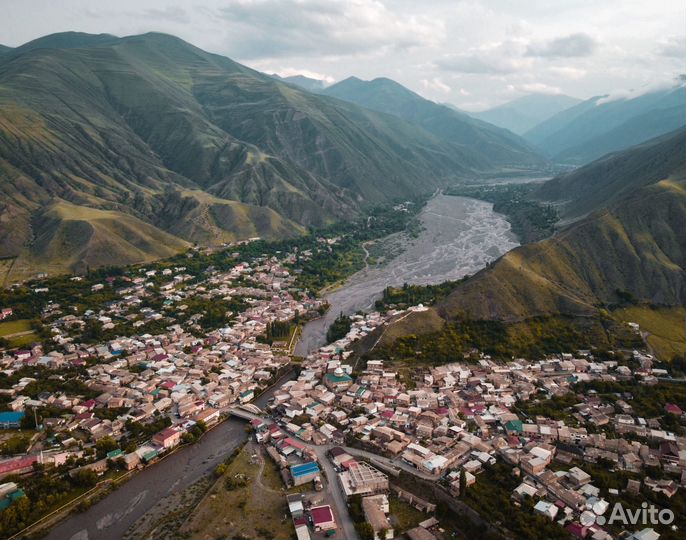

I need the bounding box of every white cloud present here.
[214,0,444,60]
[421,77,451,93]
[271,67,335,84]
[595,75,685,105]
[435,40,532,75]
[1,0,684,110]
[526,33,597,58]
[655,36,686,58]
[518,83,562,94]
[549,66,588,80]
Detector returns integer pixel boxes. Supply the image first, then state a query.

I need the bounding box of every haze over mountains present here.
[291,72,685,170]
[321,76,545,172]
[0,32,545,279]
[395,130,686,326]
[469,94,582,135]
[524,85,686,165]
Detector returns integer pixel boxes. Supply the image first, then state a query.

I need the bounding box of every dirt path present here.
[252,448,281,495]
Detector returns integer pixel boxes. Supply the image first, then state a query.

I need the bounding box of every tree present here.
[72,468,98,488]
[95,436,118,458]
[355,522,374,540]
[459,469,467,497]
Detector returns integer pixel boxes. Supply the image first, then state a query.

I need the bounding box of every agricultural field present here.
[0,319,37,349]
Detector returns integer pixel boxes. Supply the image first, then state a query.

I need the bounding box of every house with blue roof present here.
[0,411,25,429]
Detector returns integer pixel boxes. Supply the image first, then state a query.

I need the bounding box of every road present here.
[311,445,360,540]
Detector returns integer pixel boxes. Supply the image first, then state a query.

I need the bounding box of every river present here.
[42,373,294,540]
[42,194,517,540]
[295,194,519,356]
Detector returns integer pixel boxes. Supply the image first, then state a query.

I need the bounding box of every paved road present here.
[312,445,360,540]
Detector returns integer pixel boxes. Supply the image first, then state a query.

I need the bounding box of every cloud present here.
[435,40,531,75]
[421,77,451,93]
[549,66,587,80]
[214,0,443,59]
[526,32,597,58]
[655,36,686,58]
[141,6,189,23]
[518,82,562,94]
[272,67,335,84]
[595,75,685,105]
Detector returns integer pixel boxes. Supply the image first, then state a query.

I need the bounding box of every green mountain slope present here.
[322,76,546,172]
[9,200,190,281]
[470,94,581,135]
[536,130,686,221]
[524,86,686,164]
[412,132,686,323]
[2,32,541,277]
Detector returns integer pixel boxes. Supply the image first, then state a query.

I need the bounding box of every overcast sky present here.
[2,0,684,110]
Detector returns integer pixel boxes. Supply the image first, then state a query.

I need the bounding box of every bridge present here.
[227,405,267,422]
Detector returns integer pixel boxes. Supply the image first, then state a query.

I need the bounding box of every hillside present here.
[524,85,686,164]
[322,76,546,172]
[386,133,686,330]
[0,32,545,279]
[8,201,190,281]
[470,94,581,135]
[536,129,686,221]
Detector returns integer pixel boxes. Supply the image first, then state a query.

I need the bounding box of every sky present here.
[1,0,684,110]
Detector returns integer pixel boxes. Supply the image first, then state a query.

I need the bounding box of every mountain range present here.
[321,76,545,173]
[469,94,581,135]
[388,130,685,329]
[0,32,545,281]
[523,85,686,165]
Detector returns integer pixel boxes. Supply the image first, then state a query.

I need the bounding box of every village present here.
[0,240,683,540]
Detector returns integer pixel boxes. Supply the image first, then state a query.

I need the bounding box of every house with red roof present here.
[664,403,683,415]
[310,505,336,531]
[153,427,182,449]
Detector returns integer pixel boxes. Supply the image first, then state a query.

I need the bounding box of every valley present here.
[295,193,519,356]
[0,18,684,540]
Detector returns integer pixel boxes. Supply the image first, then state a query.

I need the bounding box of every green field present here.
[0,319,37,349]
[0,319,32,336]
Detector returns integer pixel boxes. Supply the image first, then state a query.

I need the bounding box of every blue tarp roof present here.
[0,411,25,423]
[291,461,320,478]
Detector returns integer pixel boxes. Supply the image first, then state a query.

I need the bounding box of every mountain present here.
[272,73,327,92]
[398,131,686,325]
[469,94,581,135]
[524,86,686,165]
[322,76,546,172]
[1,32,541,280]
[0,45,12,54]
[536,129,686,221]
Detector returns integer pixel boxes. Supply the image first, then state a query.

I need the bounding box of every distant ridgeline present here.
[374,130,686,362]
[0,32,546,282]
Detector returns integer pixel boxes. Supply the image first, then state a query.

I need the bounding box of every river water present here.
[295,194,519,356]
[42,373,294,540]
[42,194,517,540]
